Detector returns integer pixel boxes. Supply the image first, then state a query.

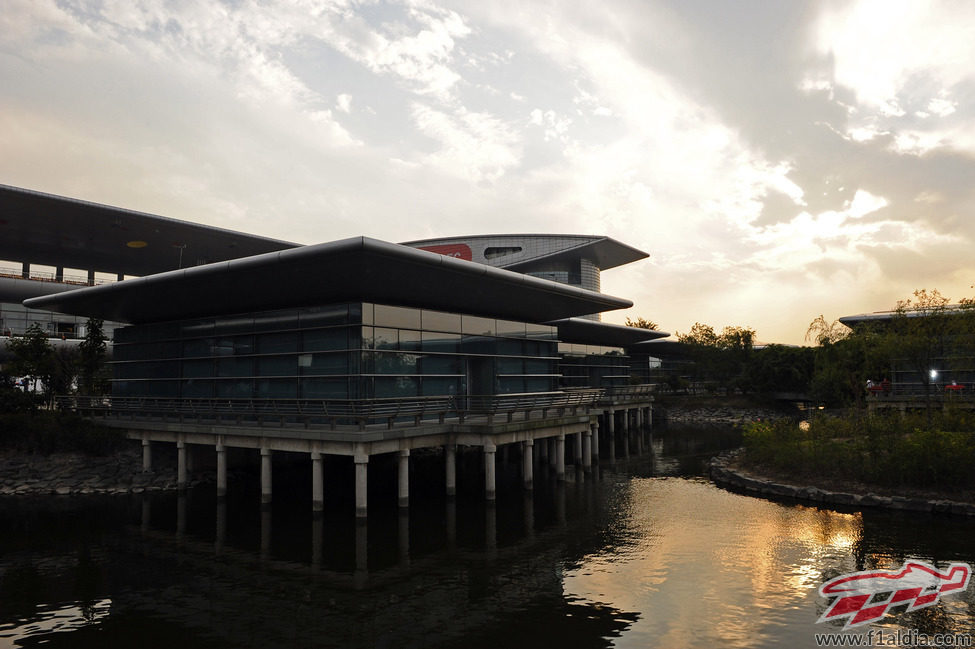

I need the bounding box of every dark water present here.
[1,425,974,648]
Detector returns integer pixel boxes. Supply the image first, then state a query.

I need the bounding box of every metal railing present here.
[56,389,605,431]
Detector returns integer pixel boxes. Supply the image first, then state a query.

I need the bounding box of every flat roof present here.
[548,318,669,346]
[0,184,298,276]
[402,234,649,271]
[25,237,633,324]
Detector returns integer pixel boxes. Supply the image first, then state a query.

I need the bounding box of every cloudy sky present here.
[3,0,974,344]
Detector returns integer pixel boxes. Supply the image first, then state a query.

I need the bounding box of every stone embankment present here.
[0,446,208,496]
[657,404,785,425]
[710,449,975,517]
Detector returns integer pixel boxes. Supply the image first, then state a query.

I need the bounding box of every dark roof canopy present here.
[548,318,668,346]
[0,184,297,276]
[26,237,632,324]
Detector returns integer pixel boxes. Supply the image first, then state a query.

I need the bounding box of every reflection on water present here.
[0,424,973,648]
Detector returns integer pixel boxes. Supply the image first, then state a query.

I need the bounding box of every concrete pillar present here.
[445,444,457,497]
[176,441,187,489]
[116,272,124,282]
[87,269,95,286]
[142,438,152,472]
[311,451,324,511]
[591,421,600,463]
[484,443,497,501]
[522,439,534,490]
[555,434,565,481]
[354,454,369,518]
[398,449,410,508]
[216,444,227,498]
[55,266,64,282]
[582,430,592,471]
[260,447,272,504]
[574,431,583,466]
[21,262,29,279]
[636,408,643,429]
[622,408,630,432]
[607,409,616,435]
[549,438,558,468]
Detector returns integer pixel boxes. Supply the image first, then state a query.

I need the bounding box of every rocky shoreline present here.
[656,403,787,425]
[0,444,210,496]
[710,449,975,517]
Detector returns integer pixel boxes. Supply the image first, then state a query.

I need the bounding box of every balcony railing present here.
[56,389,609,431]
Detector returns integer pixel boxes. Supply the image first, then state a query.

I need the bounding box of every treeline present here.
[661,289,975,408]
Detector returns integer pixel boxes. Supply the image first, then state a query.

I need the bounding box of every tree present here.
[677,322,756,393]
[805,315,849,346]
[78,317,109,395]
[5,324,53,395]
[625,316,659,331]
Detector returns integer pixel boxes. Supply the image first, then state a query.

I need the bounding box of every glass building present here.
[111,303,560,400]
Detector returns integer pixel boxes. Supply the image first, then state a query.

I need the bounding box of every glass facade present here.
[111,303,560,400]
[558,343,630,389]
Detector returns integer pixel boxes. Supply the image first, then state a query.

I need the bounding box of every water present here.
[1,425,973,648]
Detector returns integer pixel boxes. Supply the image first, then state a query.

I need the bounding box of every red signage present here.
[418,244,473,260]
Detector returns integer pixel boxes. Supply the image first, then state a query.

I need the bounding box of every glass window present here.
[421,310,461,333]
[525,377,554,393]
[253,310,298,331]
[526,323,556,339]
[258,355,296,377]
[147,380,179,398]
[374,351,419,374]
[497,377,525,394]
[374,328,399,350]
[299,305,349,328]
[421,376,461,396]
[461,335,494,355]
[496,319,527,338]
[215,379,254,398]
[421,332,460,353]
[399,329,421,351]
[358,303,372,325]
[212,316,254,335]
[303,328,348,352]
[420,355,460,374]
[375,376,418,398]
[256,378,296,399]
[301,377,348,399]
[299,352,349,375]
[462,316,496,336]
[496,358,523,374]
[257,332,297,353]
[182,338,213,358]
[374,304,421,329]
[361,327,374,350]
[181,379,213,398]
[496,338,524,356]
[524,359,552,374]
[183,359,212,378]
[217,357,254,377]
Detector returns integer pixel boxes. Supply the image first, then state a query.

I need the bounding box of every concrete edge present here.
[708,448,975,517]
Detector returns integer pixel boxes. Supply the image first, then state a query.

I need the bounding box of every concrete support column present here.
[176,440,187,489]
[55,266,64,282]
[555,434,565,481]
[116,272,124,282]
[574,431,583,466]
[354,454,369,518]
[21,262,29,279]
[445,444,457,497]
[87,270,95,286]
[549,438,558,469]
[311,452,324,511]
[260,448,272,504]
[607,409,616,435]
[483,443,497,501]
[142,438,152,472]
[608,431,616,466]
[398,449,410,508]
[522,439,534,490]
[622,408,630,432]
[216,444,227,498]
[582,430,592,471]
[636,408,643,429]
[591,421,600,463]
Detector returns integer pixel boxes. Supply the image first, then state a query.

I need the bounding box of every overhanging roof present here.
[0,184,298,276]
[547,318,669,346]
[402,234,648,271]
[25,237,633,324]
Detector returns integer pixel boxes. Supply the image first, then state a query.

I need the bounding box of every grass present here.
[741,409,975,494]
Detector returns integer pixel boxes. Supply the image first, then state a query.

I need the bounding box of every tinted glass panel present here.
[181,379,213,398]
[302,328,348,352]
[299,352,349,375]
[253,311,298,331]
[256,378,296,399]
[421,376,461,396]
[217,357,254,377]
[301,377,349,399]
[257,332,297,353]
[258,355,296,377]
[422,332,460,353]
[421,310,461,333]
[374,305,421,329]
[374,328,399,350]
[399,329,421,351]
[462,316,496,336]
[299,305,349,328]
[375,376,417,398]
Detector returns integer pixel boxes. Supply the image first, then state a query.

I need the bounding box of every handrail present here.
[56,390,606,430]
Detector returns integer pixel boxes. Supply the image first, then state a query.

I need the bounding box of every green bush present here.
[741,411,975,492]
[0,412,127,456]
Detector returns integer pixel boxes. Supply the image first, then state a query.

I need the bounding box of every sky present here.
[3,0,975,345]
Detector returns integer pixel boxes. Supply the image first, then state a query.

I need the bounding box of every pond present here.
[1,424,972,648]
